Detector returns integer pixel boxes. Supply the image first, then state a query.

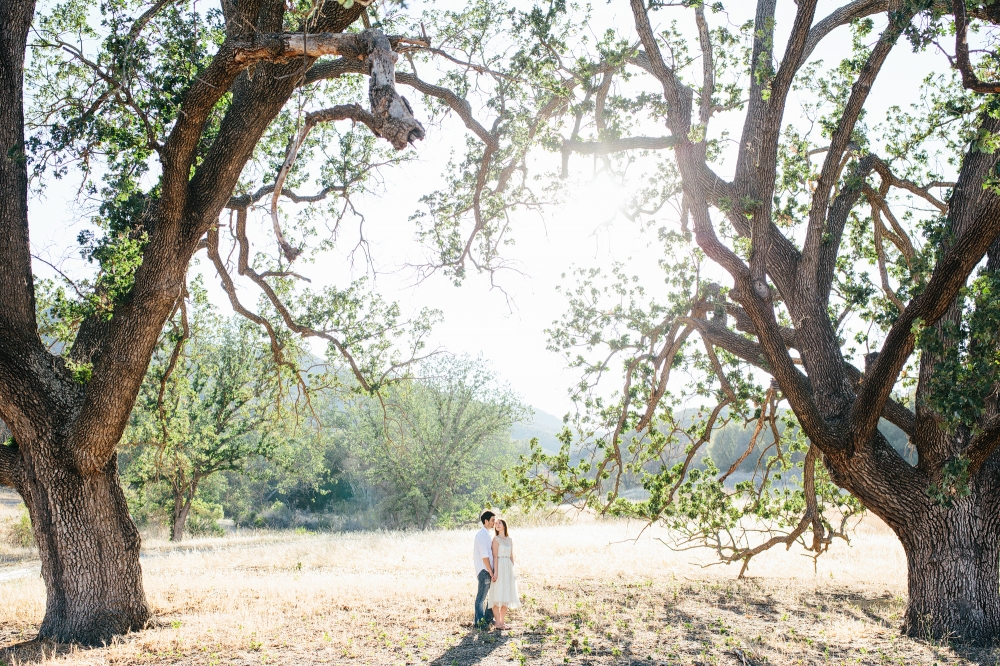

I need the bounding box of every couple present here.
[473,510,520,630]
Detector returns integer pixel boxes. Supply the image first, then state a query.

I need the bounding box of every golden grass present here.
[0,498,998,665]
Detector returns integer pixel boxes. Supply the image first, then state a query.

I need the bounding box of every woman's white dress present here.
[488,536,520,609]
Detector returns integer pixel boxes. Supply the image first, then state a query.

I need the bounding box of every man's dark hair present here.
[480,510,495,525]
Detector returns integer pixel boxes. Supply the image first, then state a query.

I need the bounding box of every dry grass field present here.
[2,488,999,665]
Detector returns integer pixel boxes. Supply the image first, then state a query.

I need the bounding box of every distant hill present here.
[511,408,567,453]
[513,403,917,466]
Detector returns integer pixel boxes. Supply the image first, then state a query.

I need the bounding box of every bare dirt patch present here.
[1,516,998,664]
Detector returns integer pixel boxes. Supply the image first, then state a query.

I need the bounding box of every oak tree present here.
[0,0,447,644]
[446,0,1000,644]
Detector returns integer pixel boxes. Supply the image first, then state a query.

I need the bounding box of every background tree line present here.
[116,286,528,540]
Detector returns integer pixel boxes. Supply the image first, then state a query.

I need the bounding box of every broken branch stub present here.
[236,29,424,151]
[361,29,425,150]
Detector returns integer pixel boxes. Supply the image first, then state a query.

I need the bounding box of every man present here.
[473,510,497,628]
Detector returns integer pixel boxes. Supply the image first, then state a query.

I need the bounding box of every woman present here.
[487,518,520,629]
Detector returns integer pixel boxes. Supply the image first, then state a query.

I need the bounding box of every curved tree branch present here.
[852,114,1000,448]
[799,0,888,67]
[211,208,406,394]
[205,218,292,373]
[732,444,823,578]
[686,316,915,437]
[953,0,1000,93]
[268,103,379,261]
[395,71,498,149]
[228,183,346,210]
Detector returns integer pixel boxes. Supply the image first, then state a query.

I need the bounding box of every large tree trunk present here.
[20,450,150,645]
[896,500,1000,643]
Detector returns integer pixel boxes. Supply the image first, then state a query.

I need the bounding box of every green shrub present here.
[5,505,35,548]
[186,499,224,537]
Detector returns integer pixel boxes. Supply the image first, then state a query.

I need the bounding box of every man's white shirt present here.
[473,526,494,576]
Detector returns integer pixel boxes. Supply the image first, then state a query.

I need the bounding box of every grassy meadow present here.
[2,488,999,665]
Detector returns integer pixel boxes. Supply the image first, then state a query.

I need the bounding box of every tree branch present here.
[360,31,425,150]
[732,0,816,287]
[842,363,914,437]
[301,55,500,150]
[817,155,876,301]
[864,184,917,262]
[687,316,915,437]
[234,32,426,65]
[732,444,823,578]
[267,103,379,261]
[395,71,498,149]
[628,0,694,139]
[967,418,1000,476]
[800,11,911,284]
[210,209,383,393]
[953,0,1000,93]
[205,216,300,375]
[302,56,363,85]
[873,157,950,215]
[870,196,907,311]
[694,2,714,128]
[799,1,889,67]
[852,114,1000,448]
[184,28,420,238]
[0,0,42,365]
[157,294,189,441]
[719,387,775,485]
[227,183,346,210]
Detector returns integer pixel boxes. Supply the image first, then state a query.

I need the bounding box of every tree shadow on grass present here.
[944,642,1000,666]
[791,588,1000,666]
[429,628,509,666]
[0,638,75,665]
[0,619,168,665]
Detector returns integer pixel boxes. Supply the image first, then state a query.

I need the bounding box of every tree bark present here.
[170,486,194,542]
[20,451,150,645]
[896,499,1000,643]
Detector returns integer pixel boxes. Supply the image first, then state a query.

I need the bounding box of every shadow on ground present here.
[0,639,75,665]
[429,628,509,665]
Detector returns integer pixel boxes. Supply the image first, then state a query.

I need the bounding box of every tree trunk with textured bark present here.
[898,503,1000,643]
[19,450,150,644]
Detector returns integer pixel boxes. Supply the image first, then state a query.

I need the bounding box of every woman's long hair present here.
[496,519,509,537]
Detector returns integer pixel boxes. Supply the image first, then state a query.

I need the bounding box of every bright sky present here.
[26,1,953,418]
